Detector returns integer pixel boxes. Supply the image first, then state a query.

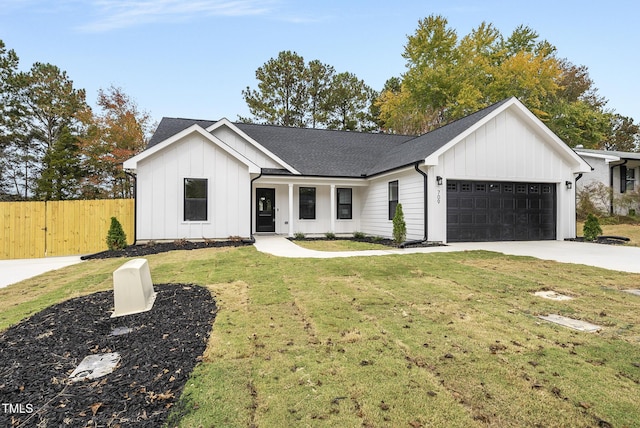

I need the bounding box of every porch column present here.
[288,184,294,237]
[330,184,336,233]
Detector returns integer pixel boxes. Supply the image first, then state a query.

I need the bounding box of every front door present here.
[256,188,276,232]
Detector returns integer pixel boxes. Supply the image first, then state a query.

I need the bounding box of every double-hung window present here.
[337,188,352,219]
[388,180,398,220]
[626,168,636,192]
[299,187,316,219]
[184,178,208,221]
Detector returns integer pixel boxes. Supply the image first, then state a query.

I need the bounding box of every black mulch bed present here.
[566,236,630,245]
[0,284,216,427]
[82,240,251,260]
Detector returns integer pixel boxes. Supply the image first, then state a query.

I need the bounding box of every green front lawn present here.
[2,246,640,427]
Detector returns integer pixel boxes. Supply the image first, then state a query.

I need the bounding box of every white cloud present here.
[77,0,276,32]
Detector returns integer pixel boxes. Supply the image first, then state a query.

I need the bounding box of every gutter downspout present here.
[248,170,263,243]
[400,162,428,248]
[125,171,137,245]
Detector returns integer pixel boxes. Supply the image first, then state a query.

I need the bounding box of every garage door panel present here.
[448,180,556,242]
[459,213,473,224]
[475,197,488,209]
[459,197,473,209]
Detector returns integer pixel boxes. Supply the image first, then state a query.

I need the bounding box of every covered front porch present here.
[251,176,369,237]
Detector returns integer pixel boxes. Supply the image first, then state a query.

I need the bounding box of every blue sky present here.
[1,0,639,128]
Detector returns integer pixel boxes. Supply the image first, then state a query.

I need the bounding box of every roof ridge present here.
[233,120,415,138]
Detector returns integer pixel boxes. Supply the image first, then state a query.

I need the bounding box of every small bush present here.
[294,232,305,240]
[106,217,127,251]
[353,231,366,239]
[325,231,336,239]
[174,238,188,247]
[392,203,407,244]
[583,213,603,241]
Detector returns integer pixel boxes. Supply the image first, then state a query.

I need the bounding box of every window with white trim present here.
[337,188,352,219]
[389,181,398,220]
[626,168,636,191]
[184,178,208,221]
[299,187,316,219]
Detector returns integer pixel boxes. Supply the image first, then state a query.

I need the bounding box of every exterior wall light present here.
[565,181,573,190]
[436,176,443,185]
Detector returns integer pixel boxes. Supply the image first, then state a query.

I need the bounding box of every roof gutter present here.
[125,171,137,245]
[399,162,428,247]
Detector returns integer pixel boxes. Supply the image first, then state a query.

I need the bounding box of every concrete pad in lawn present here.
[538,314,602,332]
[534,291,573,301]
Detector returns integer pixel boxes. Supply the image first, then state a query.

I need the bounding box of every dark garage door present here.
[447,180,556,242]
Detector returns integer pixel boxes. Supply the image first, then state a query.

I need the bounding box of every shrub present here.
[583,213,603,241]
[325,232,336,239]
[392,203,407,244]
[293,232,305,240]
[106,217,127,250]
[353,231,366,239]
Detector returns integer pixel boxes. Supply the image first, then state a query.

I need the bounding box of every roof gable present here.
[206,119,301,174]
[123,124,260,173]
[421,97,591,173]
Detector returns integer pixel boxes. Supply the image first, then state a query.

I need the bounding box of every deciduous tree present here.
[376,15,619,149]
[80,85,152,198]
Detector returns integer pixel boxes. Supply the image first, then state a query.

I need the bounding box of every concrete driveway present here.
[253,236,640,274]
[448,241,640,274]
[0,256,84,289]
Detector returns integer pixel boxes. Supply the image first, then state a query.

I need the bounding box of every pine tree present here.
[583,213,602,241]
[392,203,407,244]
[106,217,127,250]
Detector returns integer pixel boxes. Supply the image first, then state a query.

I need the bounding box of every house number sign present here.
[436,189,441,204]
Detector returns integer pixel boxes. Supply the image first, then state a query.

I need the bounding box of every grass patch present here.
[291,239,390,252]
[2,247,640,427]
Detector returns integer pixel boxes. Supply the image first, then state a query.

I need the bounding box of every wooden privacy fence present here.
[0,199,134,260]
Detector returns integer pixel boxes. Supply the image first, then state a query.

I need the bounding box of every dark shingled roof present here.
[145,99,512,178]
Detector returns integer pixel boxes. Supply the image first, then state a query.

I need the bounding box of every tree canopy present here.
[375,15,636,150]
[0,39,152,201]
[241,51,377,131]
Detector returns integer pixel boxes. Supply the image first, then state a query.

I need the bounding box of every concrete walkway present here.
[0,256,84,289]
[253,235,640,273]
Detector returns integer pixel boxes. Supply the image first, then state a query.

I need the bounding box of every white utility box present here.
[111,258,156,318]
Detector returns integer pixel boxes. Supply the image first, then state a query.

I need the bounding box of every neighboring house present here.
[123,97,591,243]
[574,148,640,215]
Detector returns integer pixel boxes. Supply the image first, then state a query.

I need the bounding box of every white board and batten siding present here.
[211,125,282,169]
[441,109,569,181]
[136,133,251,241]
[427,108,580,242]
[360,168,425,241]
